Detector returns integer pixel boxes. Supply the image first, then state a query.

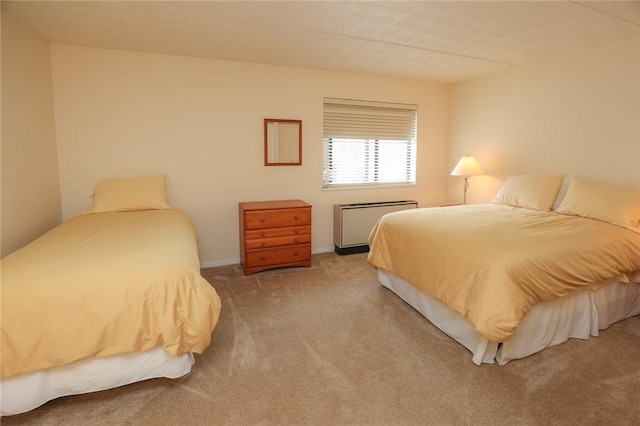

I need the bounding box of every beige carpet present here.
[4,253,640,425]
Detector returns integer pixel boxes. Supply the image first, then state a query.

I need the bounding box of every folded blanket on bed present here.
[367,204,640,342]
[1,209,222,379]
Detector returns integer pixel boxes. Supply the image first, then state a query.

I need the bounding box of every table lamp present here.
[450,155,484,204]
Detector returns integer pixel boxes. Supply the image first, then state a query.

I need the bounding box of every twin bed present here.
[1,176,222,415]
[368,175,640,364]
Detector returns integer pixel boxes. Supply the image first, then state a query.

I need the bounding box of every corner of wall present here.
[1,10,62,257]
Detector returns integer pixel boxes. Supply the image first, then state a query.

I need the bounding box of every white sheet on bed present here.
[378,268,640,365]
[0,347,194,416]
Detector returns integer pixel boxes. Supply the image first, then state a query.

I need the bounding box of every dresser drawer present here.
[244,208,311,230]
[245,233,311,250]
[245,244,311,267]
[245,225,310,240]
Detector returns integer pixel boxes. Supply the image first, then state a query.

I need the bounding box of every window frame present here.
[322,98,418,189]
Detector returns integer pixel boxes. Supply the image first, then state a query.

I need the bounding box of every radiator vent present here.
[333,200,418,255]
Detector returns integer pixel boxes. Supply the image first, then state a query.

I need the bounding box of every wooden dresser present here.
[239,200,312,276]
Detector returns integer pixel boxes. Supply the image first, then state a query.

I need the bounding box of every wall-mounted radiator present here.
[333,200,418,255]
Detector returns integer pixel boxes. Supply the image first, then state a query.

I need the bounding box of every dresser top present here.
[239,200,311,211]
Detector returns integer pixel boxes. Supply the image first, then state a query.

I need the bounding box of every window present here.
[322,98,417,188]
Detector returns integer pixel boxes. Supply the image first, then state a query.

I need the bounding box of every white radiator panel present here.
[333,201,418,249]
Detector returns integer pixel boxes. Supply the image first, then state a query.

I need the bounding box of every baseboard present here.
[200,247,335,268]
[200,258,239,268]
[313,246,334,254]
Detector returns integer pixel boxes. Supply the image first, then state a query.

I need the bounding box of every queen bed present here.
[1,176,222,415]
[368,175,640,364]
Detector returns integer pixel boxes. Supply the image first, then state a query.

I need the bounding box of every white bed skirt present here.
[377,269,640,365]
[0,347,194,416]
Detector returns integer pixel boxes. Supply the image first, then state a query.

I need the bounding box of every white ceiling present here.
[4,0,640,82]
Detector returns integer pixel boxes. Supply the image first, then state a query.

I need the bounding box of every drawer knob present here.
[294,252,299,257]
[260,218,266,223]
[293,215,298,220]
[294,238,299,243]
[261,242,266,247]
[294,229,299,234]
[261,232,265,237]
[260,255,266,261]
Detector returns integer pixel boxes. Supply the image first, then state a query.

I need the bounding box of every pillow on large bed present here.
[491,174,563,211]
[556,176,640,233]
[86,175,171,213]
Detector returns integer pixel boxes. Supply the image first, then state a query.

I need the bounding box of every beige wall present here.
[1,12,61,258]
[448,36,640,205]
[7,26,638,266]
[50,44,450,266]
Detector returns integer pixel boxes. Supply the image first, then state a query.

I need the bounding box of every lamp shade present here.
[450,155,484,177]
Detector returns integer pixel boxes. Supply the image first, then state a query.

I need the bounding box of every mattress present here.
[368,204,640,342]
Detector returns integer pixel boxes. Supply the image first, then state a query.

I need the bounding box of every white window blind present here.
[323,98,417,188]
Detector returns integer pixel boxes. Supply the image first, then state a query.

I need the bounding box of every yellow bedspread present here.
[1,210,222,379]
[367,204,640,342]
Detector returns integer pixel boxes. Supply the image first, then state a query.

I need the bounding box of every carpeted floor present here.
[4,252,640,425]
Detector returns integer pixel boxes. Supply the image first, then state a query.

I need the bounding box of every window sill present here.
[323,183,416,191]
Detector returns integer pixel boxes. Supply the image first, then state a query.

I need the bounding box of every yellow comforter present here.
[1,209,222,379]
[368,204,640,342]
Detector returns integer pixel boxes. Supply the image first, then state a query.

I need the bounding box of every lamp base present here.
[462,176,469,204]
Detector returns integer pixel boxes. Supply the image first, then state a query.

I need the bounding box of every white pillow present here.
[85,175,171,214]
[492,175,563,211]
[556,176,640,233]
